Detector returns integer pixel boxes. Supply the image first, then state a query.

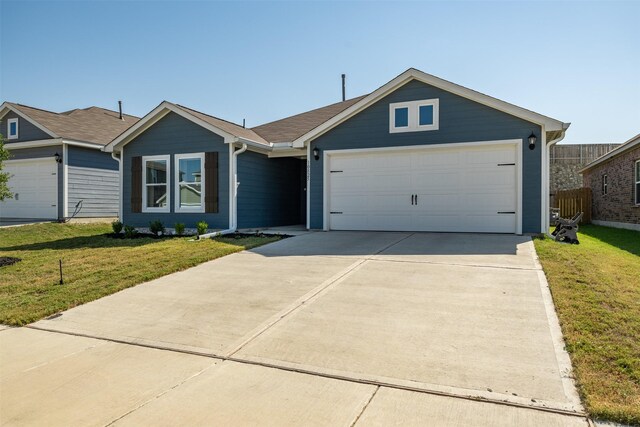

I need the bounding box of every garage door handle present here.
[415,195,418,205]
[411,195,414,205]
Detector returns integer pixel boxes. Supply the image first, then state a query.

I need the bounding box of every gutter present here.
[545,128,568,237]
[199,143,248,239]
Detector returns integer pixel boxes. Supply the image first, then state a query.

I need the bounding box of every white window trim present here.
[602,174,608,196]
[635,160,640,205]
[174,152,205,213]
[142,155,171,213]
[7,118,19,139]
[389,99,439,133]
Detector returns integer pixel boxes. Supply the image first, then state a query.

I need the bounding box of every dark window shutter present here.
[205,152,219,213]
[131,156,142,213]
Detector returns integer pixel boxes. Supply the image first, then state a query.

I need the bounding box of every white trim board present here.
[292,68,569,148]
[4,138,104,150]
[321,139,523,234]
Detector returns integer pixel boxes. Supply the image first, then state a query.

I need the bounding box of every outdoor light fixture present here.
[54,152,62,163]
[313,147,320,160]
[528,132,537,150]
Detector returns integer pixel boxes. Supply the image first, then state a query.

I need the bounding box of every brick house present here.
[581,133,640,231]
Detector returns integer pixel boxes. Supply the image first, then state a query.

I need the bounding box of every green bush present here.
[174,222,185,236]
[111,220,123,235]
[196,221,208,236]
[149,220,165,237]
[124,225,137,238]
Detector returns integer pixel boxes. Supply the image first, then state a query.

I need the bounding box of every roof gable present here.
[105,101,268,153]
[291,68,570,147]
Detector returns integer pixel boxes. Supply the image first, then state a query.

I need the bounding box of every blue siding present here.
[68,145,118,170]
[122,112,229,229]
[237,151,303,229]
[309,79,542,233]
[1,112,52,142]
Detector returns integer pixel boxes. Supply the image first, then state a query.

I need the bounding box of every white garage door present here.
[327,143,519,233]
[0,159,58,220]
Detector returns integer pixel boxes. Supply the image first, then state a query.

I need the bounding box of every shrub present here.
[149,220,165,237]
[111,220,123,235]
[196,221,208,236]
[124,225,137,238]
[174,222,185,236]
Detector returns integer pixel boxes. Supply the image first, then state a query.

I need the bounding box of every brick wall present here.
[583,146,640,224]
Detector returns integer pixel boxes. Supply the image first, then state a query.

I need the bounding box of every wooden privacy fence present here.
[554,188,592,224]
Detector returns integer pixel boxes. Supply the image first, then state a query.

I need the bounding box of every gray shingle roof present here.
[6,102,139,146]
[251,95,368,143]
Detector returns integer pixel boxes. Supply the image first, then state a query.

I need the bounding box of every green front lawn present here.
[534,225,640,425]
[0,223,280,326]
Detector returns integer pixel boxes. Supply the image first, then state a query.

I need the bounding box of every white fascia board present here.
[236,137,272,153]
[62,139,105,150]
[0,102,59,138]
[3,138,63,149]
[292,68,569,148]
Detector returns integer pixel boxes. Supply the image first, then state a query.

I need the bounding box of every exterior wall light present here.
[313,147,320,160]
[528,132,537,150]
[54,152,62,163]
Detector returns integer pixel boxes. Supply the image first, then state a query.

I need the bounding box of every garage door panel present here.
[0,160,58,220]
[327,144,518,233]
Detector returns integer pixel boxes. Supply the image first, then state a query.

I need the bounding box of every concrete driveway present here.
[0,232,587,426]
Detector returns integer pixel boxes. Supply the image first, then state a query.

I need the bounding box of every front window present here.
[602,174,608,196]
[143,156,170,212]
[635,160,640,205]
[7,118,18,139]
[389,99,439,133]
[175,153,205,212]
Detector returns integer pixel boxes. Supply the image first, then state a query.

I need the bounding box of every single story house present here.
[581,132,640,231]
[104,68,570,234]
[0,102,139,222]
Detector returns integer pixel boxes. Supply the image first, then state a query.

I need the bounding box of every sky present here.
[0,0,638,144]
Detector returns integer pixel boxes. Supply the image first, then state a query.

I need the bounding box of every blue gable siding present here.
[237,151,303,229]
[122,112,229,229]
[309,79,542,233]
[1,111,52,142]
[68,145,118,170]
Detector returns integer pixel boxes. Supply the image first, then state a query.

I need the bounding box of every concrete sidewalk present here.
[1,232,588,426]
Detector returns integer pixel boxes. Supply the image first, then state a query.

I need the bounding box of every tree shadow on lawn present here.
[579,224,640,257]
[0,234,171,252]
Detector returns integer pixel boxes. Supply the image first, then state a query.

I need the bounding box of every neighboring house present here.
[0,102,139,222]
[104,68,570,234]
[581,133,640,231]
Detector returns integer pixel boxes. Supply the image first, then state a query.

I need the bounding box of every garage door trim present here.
[322,139,523,234]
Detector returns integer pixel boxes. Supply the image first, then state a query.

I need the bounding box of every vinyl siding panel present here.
[309,79,543,233]
[122,112,229,228]
[1,111,52,142]
[237,151,303,229]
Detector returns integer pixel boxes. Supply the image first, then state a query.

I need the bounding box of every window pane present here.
[419,105,434,126]
[394,107,409,127]
[636,162,640,182]
[179,158,202,183]
[146,160,167,184]
[637,183,640,204]
[9,121,17,135]
[179,183,202,208]
[146,185,167,208]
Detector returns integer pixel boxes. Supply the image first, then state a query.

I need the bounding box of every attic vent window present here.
[389,99,439,133]
[7,118,18,139]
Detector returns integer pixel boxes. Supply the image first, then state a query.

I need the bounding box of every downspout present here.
[545,129,568,236]
[111,151,123,220]
[199,143,248,239]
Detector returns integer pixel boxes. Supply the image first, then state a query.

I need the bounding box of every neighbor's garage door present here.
[0,159,58,220]
[327,143,518,233]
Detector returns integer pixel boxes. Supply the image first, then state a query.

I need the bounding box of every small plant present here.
[196,221,208,236]
[174,222,185,236]
[124,225,137,238]
[111,220,123,235]
[149,220,165,237]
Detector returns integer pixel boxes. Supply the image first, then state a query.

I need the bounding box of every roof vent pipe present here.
[341,74,346,101]
[242,118,245,128]
[118,100,123,120]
